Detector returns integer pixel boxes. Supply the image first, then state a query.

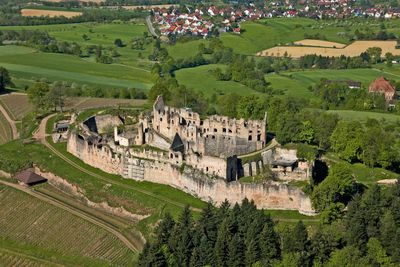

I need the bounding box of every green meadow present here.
[0,45,152,90]
[267,68,400,98]
[175,64,260,96]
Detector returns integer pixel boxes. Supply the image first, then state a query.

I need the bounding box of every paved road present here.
[0,179,138,253]
[0,102,19,139]
[146,16,158,37]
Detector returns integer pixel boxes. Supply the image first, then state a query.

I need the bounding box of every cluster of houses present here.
[154,9,214,38]
[152,1,400,38]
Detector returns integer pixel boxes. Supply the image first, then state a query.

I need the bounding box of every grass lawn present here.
[325,109,400,123]
[0,45,152,90]
[167,39,209,59]
[175,64,260,97]
[267,67,400,99]
[324,153,400,185]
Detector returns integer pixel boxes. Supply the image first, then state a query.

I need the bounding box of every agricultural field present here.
[266,68,400,98]
[0,112,12,144]
[175,64,260,96]
[0,23,153,68]
[0,94,33,121]
[293,39,346,48]
[0,45,152,90]
[0,184,136,266]
[0,93,145,120]
[218,18,400,55]
[258,40,400,58]
[20,9,83,18]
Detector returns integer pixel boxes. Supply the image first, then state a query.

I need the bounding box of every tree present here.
[311,164,356,212]
[47,82,67,112]
[330,121,364,162]
[385,52,394,67]
[27,82,50,111]
[326,246,371,267]
[259,224,280,264]
[366,47,382,64]
[0,67,13,92]
[228,234,245,267]
[114,38,124,47]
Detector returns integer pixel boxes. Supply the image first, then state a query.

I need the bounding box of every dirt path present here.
[35,114,202,213]
[0,102,19,139]
[0,179,138,253]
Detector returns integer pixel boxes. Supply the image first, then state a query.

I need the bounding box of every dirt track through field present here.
[0,102,19,139]
[0,179,139,253]
[34,114,202,213]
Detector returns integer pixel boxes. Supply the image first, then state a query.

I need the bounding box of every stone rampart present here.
[67,133,316,215]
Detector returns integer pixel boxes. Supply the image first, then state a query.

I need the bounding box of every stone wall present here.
[67,134,122,175]
[140,161,315,215]
[67,133,315,215]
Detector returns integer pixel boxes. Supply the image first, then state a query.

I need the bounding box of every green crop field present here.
[175,64,260,96]
[0,22,153,68]
[267,68,400,99]
[0,46,152,90]
[0,184,136,266]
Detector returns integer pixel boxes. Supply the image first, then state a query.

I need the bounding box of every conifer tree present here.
[245,239,260,266]
[215,219,231,267]
[228,234,245,267]
[259,224,281,264]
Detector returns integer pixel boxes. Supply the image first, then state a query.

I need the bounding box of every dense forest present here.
[139,182,400,266]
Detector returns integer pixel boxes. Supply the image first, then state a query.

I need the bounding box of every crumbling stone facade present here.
[66,97,315,214]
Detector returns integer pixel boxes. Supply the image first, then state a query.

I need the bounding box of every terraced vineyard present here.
[0,111,12,144]
[0,248,51,267]
[0,185,136,266]
[0,94,33,121]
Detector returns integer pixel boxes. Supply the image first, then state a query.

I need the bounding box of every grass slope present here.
[0,46,152,90]
[267,68,400,99]
[175,64,260,96]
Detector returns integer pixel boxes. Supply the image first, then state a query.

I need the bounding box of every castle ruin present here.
[67,96,315,215]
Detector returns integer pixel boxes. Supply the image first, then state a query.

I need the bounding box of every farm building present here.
[15,169,47,186]
[368,77,397,104]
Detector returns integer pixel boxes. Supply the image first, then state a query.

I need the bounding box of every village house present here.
[369,77,398,106]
